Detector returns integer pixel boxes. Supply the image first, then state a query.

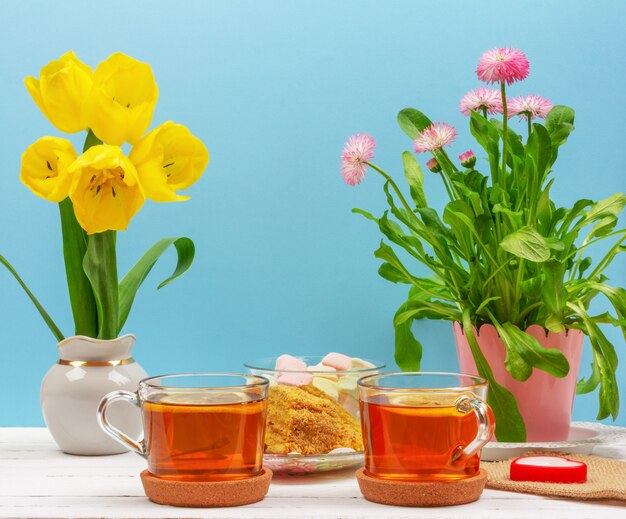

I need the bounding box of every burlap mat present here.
[483,452,626,500]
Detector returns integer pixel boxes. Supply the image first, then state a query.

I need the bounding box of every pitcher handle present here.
[455,396,494,457]
[97,390,146,457]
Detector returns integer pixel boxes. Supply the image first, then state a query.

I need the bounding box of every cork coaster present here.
[356,468,487,507]
[140,468,273,507]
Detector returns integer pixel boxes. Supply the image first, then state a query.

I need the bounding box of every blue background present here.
[0,0,624,426]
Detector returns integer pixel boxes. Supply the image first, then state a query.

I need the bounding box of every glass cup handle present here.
[455,396,493,457]
[97,390,146,457]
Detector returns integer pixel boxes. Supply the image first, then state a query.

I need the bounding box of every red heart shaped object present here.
[510,455,587,483]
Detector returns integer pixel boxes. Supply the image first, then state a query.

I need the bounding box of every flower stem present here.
[500,81,508,187]
[527,117,532,141]
[365,162,417,217]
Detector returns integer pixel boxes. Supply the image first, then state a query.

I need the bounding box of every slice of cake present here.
[265,384,364,455]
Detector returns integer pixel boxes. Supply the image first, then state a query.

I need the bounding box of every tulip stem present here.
[83,231,119,340]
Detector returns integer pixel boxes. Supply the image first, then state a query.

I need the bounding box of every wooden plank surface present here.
[1,428,625,518]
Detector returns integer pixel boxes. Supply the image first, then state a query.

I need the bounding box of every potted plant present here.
[341,47,625,442]
[1,51,208,454]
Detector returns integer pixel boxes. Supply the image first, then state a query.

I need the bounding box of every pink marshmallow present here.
[322,352,353,371]
[275,354,307,371]
[277,372,313,386]
[307,364,336,373]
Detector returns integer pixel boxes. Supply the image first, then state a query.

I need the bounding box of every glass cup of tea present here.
[358,372,494,482]
[97,373,269,481]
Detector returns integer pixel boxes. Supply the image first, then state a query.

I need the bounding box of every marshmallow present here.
[322,352,353,371]
[277,372,313,386]
[339,375,358,394]
[275,354,307,371]
[307,363,339,381]
[351,357,377,370]
[312,377,339,400]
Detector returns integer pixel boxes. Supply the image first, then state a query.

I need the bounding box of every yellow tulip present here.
[129,122,209,202]
[24,51,93,134]
[85,53,158,146]
[20,137,78,202]
[68,145,145,234]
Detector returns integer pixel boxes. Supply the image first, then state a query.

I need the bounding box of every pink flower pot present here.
[453,322,584,442]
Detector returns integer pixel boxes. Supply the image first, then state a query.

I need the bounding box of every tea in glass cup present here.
[358,372,494,482]
[98,373,269,482]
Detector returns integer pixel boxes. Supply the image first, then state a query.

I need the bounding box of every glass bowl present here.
[244,355,385,474]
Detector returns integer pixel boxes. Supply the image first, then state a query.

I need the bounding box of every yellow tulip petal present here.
[130,121,208,202]
[68,145,145,234]
[86,53,158,145]
[24,77,46,117]
[20,137,77,202]
[25,51,92,134]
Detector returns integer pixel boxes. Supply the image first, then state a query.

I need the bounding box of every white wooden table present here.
[1,428,625,518]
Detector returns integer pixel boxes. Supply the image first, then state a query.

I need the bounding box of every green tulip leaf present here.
[0,254,64,342]
[118,237,195,334]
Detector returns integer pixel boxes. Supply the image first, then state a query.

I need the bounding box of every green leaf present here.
[577,193,626,229]
[527,123,552,180]
[577,359,601,395]
[545,105,575,147]
[462,309,526,442]
[394,298,460,325]
[378,263,411,284]
[542,260,567,332]
[377,212,425,259]
[83,231,119,340]
[569,302,619,419]
[58,199,98,337]
[585,216,618,244]
[0,254,64,342]
[500,226,550,262]
[490,118,525,170]
[397,108,432,140]
[559,199,593,233]
[118,237,195,333]
[417,207,454,246]
[536,179,555,235]
[394,303,422,370]
[588,283,626,341]
[402,151,427,208]
[492,204,523,229]
[495,321,570,381]
[475,296,501,316]
[469,112,500,177]
[577,257,593,278]
[352,207,378,222]
[545,237,564,251]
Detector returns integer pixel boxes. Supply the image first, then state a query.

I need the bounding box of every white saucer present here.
[481,422,626,461]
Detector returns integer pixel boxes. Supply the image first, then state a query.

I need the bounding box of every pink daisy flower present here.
[426,157,441,172]
[508,95,553,121]
[458,150,476,168]
[459,87,503,116]
[413,122,457,153]
[476,47,530,85]
[340,133,376,186]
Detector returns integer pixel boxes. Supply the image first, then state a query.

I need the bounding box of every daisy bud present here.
[459,150,476,169]
[426,157,441,173]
